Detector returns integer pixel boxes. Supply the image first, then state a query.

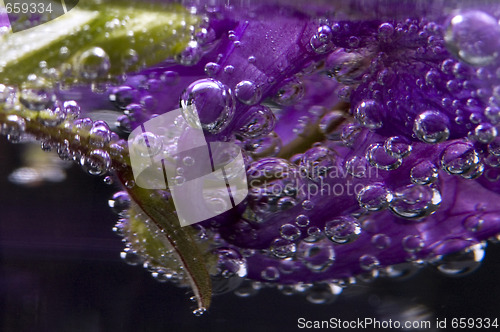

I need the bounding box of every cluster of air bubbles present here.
[310,25,333,54]
[366,143,402,170]
[247,158,305,215]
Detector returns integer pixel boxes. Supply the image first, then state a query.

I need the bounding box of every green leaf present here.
[124,190,214,312]
[0,2,198,85]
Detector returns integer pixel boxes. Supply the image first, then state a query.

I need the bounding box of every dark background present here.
[1,138,499,332]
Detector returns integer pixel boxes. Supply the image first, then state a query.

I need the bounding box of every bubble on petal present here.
[355,100,383,129]
[234,80,262,105]
[390,184,442,219]
[310,25,333,54]
[444,11,500,66]
[384,136,412,158]
[181,78,235,134]
[359,254,380,271]
[273,77,304,106]
[357,184,393,211]
[297,240,335,273]
[410,161,439,185]
[432,241,485,276]
[413,110,450,143]
[441,142,482,177]
[324,216,361,244]
[371,234,391,250]
[366,143,402,170]
[473,123,497,144]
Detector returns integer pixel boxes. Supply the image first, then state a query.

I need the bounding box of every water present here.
[1,0,500,323]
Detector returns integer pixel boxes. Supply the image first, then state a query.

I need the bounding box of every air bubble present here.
[305,283,342,304]
[366,143,402,170]
[108,191,131,216]
[180,78,235,134]
[445,11,500,66]
[413,110,450,143]
[273,77,304,106]
[295,215,310,228]
[410,161,439,185]
[271,238,296,259]
[236,105,276,138]
[441,142,481,176]
[474,123,497,143]
[280,224,301,241]
[355,100,383,129]
[82,149,112,176]
[402,235,424,252]
[177,40,202,65]
[261,266,280,281]
[300,146,335,180]
[390,184,442,219]
[204,62,220,77]
[345,155,368,178]
[77,47,111,80]
[359,254,380,271]
[297,240,335,272]
[378,23,394,38]
[234,80,261,105]
[371,234,391,249]
[19,76,56,110]
[433,241,485,276]
[310,25,333,54]
[357,184,393,211]
[132,132,163,157]
[324,216,361,244]
[384,136,412,158]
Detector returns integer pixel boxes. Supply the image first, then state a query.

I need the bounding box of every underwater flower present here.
[1,0,500,314]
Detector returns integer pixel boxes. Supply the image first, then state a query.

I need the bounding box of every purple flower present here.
[1,0,500,314]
